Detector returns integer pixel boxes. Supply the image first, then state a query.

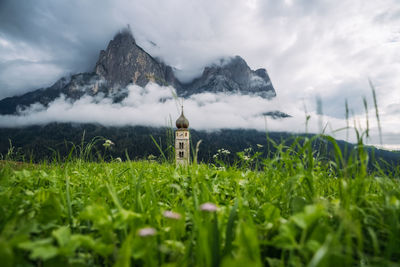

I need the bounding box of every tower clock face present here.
[177,132,184,137]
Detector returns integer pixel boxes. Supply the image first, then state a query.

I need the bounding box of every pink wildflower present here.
[138,227,156,237]
[200,202,218,212]
[163,210,182,220]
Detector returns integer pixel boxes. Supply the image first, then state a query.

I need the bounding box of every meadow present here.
[1,134,400,267]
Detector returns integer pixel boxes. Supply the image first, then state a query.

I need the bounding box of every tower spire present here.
[176,103,189,129]
[181,98,184,113]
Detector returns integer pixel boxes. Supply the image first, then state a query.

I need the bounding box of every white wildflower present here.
[103,139,115,148]
[138,227,156,237]
[200,202,218,212]
[163,210,182,220]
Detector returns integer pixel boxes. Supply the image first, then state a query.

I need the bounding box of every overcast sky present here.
[0,0,399,147]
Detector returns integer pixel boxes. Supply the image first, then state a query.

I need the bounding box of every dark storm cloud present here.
[0,0,122,97]
[0,0,399,147]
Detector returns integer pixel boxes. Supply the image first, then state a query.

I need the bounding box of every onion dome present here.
[176,108,189,129]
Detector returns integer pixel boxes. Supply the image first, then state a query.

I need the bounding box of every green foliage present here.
[0,136,400,266]
[1,124,399,171]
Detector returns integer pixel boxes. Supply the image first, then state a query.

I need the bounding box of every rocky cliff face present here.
[94,29,181,90]
[0,73,105,115]
[0,29,277,115]
[181,56,276,98]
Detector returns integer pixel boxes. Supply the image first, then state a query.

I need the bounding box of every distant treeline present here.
[0,123,399,168]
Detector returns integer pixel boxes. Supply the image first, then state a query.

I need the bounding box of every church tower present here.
[175,106,190,165]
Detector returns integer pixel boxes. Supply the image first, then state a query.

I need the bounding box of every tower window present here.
[179,151,184,158]
[179,142,184,149]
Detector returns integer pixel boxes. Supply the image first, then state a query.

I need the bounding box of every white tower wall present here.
[175,129,190,165]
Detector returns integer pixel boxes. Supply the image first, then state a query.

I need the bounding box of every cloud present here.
[0,0,399,148]
[0,59,64,97]
[0,83,398,148]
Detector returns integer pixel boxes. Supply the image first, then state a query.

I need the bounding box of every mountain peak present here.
[112,28,136,45]
[180,55,276,98]
[0,29,278,115]
[94,28,179,89]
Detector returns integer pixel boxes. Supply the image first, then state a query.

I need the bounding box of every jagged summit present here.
[0,28,278,116]
[92,30,276,98]
[176,107,189,129]
[180,56,276,98]
[94,30,180,89]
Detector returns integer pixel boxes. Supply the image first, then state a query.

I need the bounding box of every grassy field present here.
[1,137,400,267]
